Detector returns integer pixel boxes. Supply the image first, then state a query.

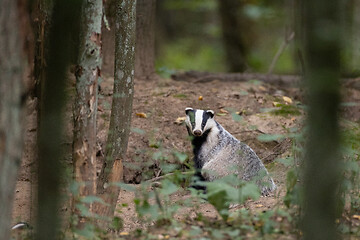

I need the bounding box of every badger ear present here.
[206,110,214,118]
[185,107,193,115]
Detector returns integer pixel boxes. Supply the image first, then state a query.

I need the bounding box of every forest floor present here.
[12,73,360,239]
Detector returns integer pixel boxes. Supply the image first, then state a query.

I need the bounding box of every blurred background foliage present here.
[155,0,360,77]
[155,0,295,75]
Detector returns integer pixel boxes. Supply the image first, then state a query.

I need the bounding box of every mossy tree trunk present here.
[135,0,156,80]
[302,0,342,239]
[96,0,136,220]
[72,0,102,225]
[0,0,25,239]
[36,0,83,239]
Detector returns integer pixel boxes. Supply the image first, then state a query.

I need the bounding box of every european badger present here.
[185,108,276,195]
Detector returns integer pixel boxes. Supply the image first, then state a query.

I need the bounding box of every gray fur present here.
[185,108,276,195]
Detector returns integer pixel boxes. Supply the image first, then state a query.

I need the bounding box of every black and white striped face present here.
[185,108,215,136]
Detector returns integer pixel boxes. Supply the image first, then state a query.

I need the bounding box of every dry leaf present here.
[272,101,281,107]
[255,204,264,208]
[219,108,229,114]
[174,117,186,125]
[353,215,360,220]
[198,95,203,101]
[258,86,267,91]
[283,96,293,104]
[119,232,129,236]
[136,112,147,118]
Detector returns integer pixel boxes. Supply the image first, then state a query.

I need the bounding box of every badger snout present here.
[193,130,202,136]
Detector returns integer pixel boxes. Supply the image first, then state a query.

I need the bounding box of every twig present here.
[146,171,194,182]
[267,31,295,75]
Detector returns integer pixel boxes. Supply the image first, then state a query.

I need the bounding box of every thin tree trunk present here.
[135,0,156,80]
[72,0,102,225]
[302,0,342,239]
[96,0,136,220]
[217,0,248,72]
[31,0,53,227]
[36,1,83,239]
[0,1,25,239]
[351,0,360,73]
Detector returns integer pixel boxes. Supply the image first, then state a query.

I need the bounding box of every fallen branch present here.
[146,171,194,183]
[171,71,301,85]
[171,70,360,88]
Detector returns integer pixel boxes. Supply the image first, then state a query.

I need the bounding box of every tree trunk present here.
[0,1,25,239]
[302,0,342,239]
[217,0,249,72]
[350,0,360,73]
[135,0,156,80]
[36,0,83,239]
[31,0,53,227]
[72,0,102,226]
[96,0,136,220]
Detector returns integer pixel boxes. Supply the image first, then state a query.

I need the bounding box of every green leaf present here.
[81,196,109,206]
[75,203,91,217]
[276,157,294,167]
[240,183,261,201]
[257,134,284,142]
[231,112,243,122]
[174,152,188,163]
[112,216,123,231]
[131,127,145,135]
[160,179,179,195]
[111,182,137,192]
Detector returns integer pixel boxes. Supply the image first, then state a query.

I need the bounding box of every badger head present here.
[185,108,216,137]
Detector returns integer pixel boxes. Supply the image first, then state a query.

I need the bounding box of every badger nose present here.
[193,130,202,136]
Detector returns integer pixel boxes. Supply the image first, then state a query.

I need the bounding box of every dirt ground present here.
[12,73,360,235]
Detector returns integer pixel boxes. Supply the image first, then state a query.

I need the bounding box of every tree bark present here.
[31,0,53,227]
[72,0,102,225]
[0,1,25,239]
[302,0,342,239]
[135,0,156,80]
[217,0,249,72]
[36,1,83,239]
[95,0,136,220]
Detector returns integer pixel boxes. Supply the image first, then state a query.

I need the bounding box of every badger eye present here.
[202,122,206,128]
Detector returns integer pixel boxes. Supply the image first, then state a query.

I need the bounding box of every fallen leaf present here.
[353,215,360,220]
[255,204,264,208]
[136,112,147,118]
[272,101,281,107]
[219,108,229,114]
[119,232,129,236]
[258,86,267,91]
[174,117,186,125]
[198,95,203,101]
[283,96,293,104]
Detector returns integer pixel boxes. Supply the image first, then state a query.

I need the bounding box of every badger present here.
[185,107,276,195]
